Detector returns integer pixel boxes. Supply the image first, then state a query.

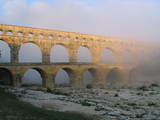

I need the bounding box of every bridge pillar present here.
[114,51,121,65]
[10,45,20,63]
[70,71,83,88]
[43,74,54,89]
[69,49,77,63]
[92,50,99,64]
[93,69,106,88]
[42,52,50,63]
[12,73,22,87]
[42,48,50,63]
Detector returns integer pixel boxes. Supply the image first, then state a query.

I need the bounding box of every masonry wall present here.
[0,24,144,88]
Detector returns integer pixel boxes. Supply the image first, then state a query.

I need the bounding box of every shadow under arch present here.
[76,46,92,63]
[50,44,69,63]
[53,68,74,87]
[0,68,13,86]
[22,67,46,87]
[18,42,42,63]
[0,40,11,63]
[82,68,97,88]
[21,41,41,48]
[106,68,122,87]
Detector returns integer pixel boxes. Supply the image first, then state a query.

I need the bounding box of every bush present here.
[46,88,52,93]
[137,85,148,91]
[80,100,91,106]
[86,84,92,89]
[149,83,159,88]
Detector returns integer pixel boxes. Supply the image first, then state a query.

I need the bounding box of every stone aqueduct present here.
[0,24,144,88]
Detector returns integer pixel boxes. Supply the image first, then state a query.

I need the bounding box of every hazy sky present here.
[0,0,160,42]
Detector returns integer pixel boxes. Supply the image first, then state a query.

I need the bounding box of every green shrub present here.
[80,100,91,106]
[86,84,92,89]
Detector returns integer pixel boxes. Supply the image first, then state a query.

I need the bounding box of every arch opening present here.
[19,43,42,63]
[106,68,121,86]
[0,68,13,86]
[82,69,95,88]
[22,68,45,87]
[100,48,114,64]
[50,45,69,63]
[0,40,11,63]
[77,46,92,63]
[122,50,132,64]
[54,68,72,87]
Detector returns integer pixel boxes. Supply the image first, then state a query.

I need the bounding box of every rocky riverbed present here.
[1,84,160,120]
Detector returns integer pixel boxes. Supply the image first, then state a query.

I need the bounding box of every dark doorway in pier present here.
[77,46,92,63]
[0,40,11,63]
[22,68,44,87]
[0,68,13,86]
[19,43,42,63]
[106,68,121,86]
[54,69,71,87]
[82,69,95,88]
[100,48,114,64]
[121,50,132,64]
[50,45,69,63]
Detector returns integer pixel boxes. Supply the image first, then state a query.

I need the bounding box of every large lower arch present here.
[0,40,11,63]
[121,50,132,64]
[100,48,115,64]
[54,68,73,87]
[0,68,13,85]
[82,68,96,88]
[77,46,92,63]
[50,45,69,63]
[19,42,42,63]
[106,68,122,87]
[22,68,46,87]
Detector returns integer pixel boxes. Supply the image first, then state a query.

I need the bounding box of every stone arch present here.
[77,46,92,63]
[53,68,73,87]
[99,48,115,64]
[0,68,13,85]
[0,40,11,63]
[82,68,97,88]
[21,41,41,49]
[50,44,69,63]
[22,68,46,87]
[106,68,122,87]
[121,49,132,64]
[0,38,10,44]
[19,42,42,63]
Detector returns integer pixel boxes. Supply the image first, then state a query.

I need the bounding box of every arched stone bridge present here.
[0,24,143,88]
